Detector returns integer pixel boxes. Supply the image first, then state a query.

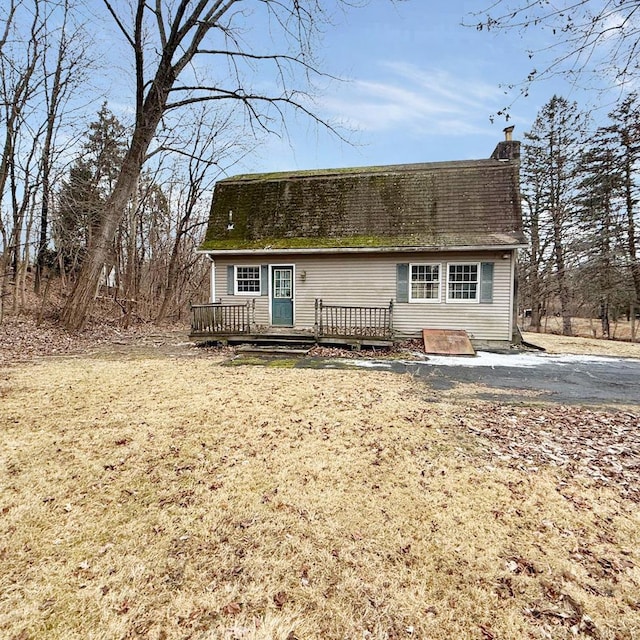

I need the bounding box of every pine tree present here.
[522,96,589,336]
[55,160,103,275]
[576,128,624,336]
[54,104,127,276]
[606,93,640,309]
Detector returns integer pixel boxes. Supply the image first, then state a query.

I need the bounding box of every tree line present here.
[0,0,342,329]
[519,94,640,337]
[2,1,639,337]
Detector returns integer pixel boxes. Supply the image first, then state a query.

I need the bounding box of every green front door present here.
[271,267,294,326]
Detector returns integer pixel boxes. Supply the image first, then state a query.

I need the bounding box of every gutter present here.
[196,244,527,256]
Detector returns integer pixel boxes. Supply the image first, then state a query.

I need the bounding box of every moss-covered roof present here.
[200,154,526,253]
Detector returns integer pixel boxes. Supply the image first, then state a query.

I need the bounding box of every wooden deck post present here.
[314,298,319,338]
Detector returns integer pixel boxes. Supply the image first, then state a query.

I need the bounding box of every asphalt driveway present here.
[301,351,640,406]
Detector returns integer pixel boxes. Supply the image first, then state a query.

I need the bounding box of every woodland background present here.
[1,1,639,339]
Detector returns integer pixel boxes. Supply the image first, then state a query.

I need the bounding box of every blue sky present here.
[243,1,588,173]
[94,1,613,176]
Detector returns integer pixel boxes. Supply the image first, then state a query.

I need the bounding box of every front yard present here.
[1,351,639,639]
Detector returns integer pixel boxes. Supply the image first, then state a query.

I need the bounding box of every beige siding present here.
[212,250,515,341]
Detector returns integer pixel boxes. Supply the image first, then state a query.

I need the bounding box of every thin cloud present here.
[319,62,504,135]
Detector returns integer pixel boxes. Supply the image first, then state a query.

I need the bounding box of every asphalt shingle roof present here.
[201,154,526,252]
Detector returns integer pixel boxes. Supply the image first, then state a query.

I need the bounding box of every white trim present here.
[197,243,528,257]
[209,259,216,303]
[408,262,441,303]
[508,250,516,340]
[234,265,261,295]
[446,262,481,303]
[268,264,295,326]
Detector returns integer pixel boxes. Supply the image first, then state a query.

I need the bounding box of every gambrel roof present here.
[200,145,526,253]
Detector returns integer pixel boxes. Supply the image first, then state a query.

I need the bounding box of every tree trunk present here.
[61,79,169,329]
[624,154,640,305]
[529,277,542,331]
[528,209,543,332]
[552,214,572,336]
[156,233,183,323]
[61,138,150,329]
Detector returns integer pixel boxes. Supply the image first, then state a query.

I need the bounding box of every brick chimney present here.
[491,126,520,161]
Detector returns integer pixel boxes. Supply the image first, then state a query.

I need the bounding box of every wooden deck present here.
[190,299,395,348]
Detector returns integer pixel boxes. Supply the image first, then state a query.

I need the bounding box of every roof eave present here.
[196,243,528,256]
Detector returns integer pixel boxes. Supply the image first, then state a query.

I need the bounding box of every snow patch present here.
[398,352,629,369]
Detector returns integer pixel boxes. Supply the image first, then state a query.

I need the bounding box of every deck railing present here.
[314,299,393,339]
[190,300,255,335]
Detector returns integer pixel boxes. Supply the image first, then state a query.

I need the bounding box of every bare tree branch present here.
[102,0,136,48]
[61,0,362,329]
[471,1,640,116]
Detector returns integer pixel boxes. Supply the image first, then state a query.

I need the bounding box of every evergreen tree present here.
[606,93,640,309]
[521,96,589,336]
[86,102,127,197]
[54,104,127,275]
[576,128,625,336]
[55,160,103,274]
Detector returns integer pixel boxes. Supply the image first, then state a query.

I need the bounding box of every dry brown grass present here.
[522,331,640,358]
[1,355,639,640]
[522,316,639,350]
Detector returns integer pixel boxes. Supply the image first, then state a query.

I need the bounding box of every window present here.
[397,261,494,304]
[447,263,479,302]
[235,266,261,294]
[410,264,440,302]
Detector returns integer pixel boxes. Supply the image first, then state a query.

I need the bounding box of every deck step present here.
[228,335,316,346]
[236,344,312,356]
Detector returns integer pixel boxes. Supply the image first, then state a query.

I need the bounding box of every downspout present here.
[207,255,216,303]
[511,249,521,344]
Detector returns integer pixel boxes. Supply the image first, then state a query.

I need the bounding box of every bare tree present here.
[155,105,246,322]
[472,1,640,116]
[35,0,92,293]
[0,0,45,321]
[0,0,93,321]
[520,158,553,332]
[61,0,355,330]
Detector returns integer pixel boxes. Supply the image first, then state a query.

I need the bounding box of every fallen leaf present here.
[273,591,288,609]
[223,601,241,616]
[479,624,495,639]
[117,600,131,615]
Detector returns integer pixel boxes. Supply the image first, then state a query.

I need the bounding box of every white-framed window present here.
[235,265,261,294]
[409,263,441,302]
[447,263,479,302]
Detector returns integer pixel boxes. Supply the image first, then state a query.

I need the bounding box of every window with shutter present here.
[396,263,409,303]
[480,262,494,303]
[447,263,480,302]
[409,263,441,302]
[228,265,261,295]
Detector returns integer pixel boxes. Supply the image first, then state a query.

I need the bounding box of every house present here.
[193,129,526,349]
